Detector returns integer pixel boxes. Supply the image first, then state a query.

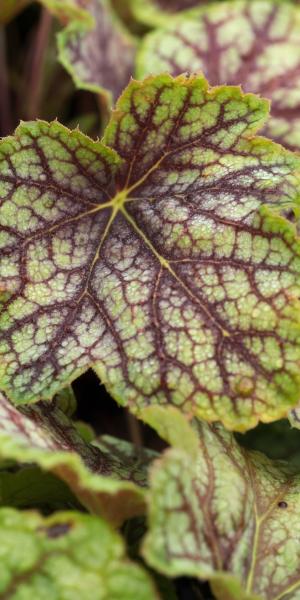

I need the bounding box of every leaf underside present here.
[143,413,300,600]
[138,0,300,151]
[0,391,147,525]
[58,0,136,102]
[0,507,157,599]
[1,74,300,430]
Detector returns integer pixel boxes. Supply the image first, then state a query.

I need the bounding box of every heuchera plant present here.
[137,0,300,150]
[2,0,300,598]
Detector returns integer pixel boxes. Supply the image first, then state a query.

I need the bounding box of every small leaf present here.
[0,391,147,525]
[1,75,300,429]
[138,0,300,151]
[58,0,136,104]
[143,418,300,600]
[0,507,158,599]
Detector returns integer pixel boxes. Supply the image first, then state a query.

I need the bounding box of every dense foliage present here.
[1,0,300,598]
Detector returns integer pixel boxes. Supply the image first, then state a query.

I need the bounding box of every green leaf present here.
[58,0,137,103]
[137,0,300,151]
[0,391,147,525]
[130,0,206,27]
[1,75,300,430]
[143,413,300,600]
[0,507,158,599]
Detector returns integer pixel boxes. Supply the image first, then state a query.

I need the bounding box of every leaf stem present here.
[0,27,13,135]
[98,94,110,134]
[26,7,52,120]
[125,411,143,450]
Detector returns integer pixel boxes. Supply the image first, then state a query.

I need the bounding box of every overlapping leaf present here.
[0,391,147,525]
[138,0,300,151]
[1,75,300,429]
[58,0,137,103]
[143,408,300,600]
[0,507,158,599]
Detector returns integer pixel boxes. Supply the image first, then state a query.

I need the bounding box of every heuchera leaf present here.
[1,75,300,430]
[58,0,137,103]
[0,507,158,599]
[0,391,147,525]
[138,0,300,151]
[143,409,300,600]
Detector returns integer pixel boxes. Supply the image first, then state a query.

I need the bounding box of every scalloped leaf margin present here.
[143,407,300,600]
[1,74,300,430]
[0,391,147,526]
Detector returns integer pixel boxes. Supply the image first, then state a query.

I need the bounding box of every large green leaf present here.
[138,0,300,151]
[0,391,147,525]
[58,0,137,103]
[1,75,300,430]
[0,507,158,599]
[143,408,300,600]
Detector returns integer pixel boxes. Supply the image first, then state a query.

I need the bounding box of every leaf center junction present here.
[112,189,128,210]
